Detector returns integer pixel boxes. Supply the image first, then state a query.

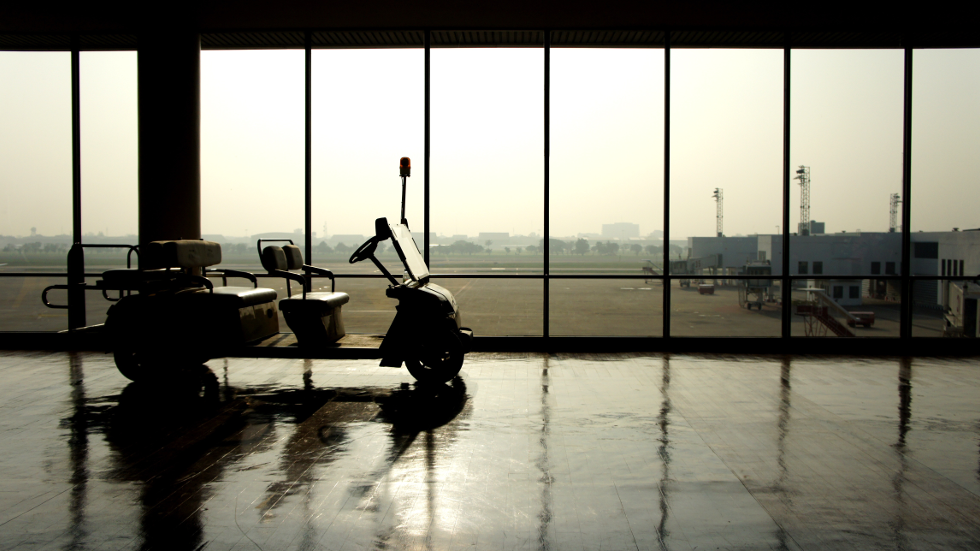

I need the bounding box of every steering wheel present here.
[349,237,378,264]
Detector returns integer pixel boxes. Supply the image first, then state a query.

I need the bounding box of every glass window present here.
[551,278,662,336]
[871,262,881,275]
[813,261,823,275]
[914,279,979,338]
[912,50,980,234]
[432,277,542,336]
[885,262,896,275]
[430,48,543,274]
[793,278,901,337]
[201,50,305,271]
[790,50,904,276]
[671,278,782,337]
[0,52,72,270]
[670,49,783,279]
[311,49,424,275]
[329,277,397,335]
[914,242,938,259]
[550,49,664,275]
[798,261,808,275]
[80,51,139,272]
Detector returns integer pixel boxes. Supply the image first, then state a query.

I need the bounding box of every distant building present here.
[329,234,366,245]
[687,230,980,307]
[478,232,509,244]
[910,231,980,306]
[688,236,759,267]
[798,221,826,235]
[602,223,639,240]
[450,234,469,242]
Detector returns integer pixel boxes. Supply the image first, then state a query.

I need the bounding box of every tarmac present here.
[0,263,940,338]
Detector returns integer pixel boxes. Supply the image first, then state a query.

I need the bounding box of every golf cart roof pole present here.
[399,157,410,227]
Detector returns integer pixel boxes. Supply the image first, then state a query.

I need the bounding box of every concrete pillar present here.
[137,32,201,249]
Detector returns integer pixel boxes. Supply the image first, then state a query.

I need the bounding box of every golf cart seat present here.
[260,244,349,344]
[95,239,225,294]
[97,240,280,381]
[141,240,280,342]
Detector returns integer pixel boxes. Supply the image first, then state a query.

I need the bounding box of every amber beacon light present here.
[399,157,411,226]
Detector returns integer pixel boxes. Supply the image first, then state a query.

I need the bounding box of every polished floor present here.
[1,351,979,550]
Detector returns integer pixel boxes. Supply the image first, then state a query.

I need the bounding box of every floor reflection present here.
[66,353,88,551]
[774,357,791,551]
[66,363,471,551]
[5,351,976,550]
[657,355,671,551]
[892,357,912,551]
[536,356,553,550]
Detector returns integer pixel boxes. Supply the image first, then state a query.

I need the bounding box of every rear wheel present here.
[405,331,465,384]
[113,348,147,382]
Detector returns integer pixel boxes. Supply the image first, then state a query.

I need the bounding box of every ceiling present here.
[1,1,978,50]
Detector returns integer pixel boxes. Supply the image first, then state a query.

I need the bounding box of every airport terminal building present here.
[688,230,980,309]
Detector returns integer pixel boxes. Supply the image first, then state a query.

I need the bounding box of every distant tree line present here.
[1,239,684,260]
[511,238,669,257]
[2,242,68,254]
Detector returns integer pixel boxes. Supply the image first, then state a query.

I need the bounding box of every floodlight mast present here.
[712,188,723,237]
[889,193,901,233]
[399,157,411,227]
[795,166,810,235]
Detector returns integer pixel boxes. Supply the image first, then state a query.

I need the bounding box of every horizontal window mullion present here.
[0,273,69,278]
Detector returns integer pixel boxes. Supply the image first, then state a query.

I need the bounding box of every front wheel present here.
[114,348,148,382]
[405,331,465,384]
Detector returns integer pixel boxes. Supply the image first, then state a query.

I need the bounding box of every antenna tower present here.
[794,166,811,235]
[712,188,723,237]
[889,193,901,233]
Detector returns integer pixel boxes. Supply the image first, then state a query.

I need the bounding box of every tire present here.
[113,348,146,382]
[405,331,465,384]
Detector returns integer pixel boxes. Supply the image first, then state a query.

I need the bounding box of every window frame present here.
[6,34,979,352]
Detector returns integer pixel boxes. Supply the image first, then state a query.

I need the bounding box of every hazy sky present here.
[1,47,978,240]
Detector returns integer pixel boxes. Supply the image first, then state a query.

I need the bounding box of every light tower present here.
[712,188,723,237]
[889,193,901,233]
[794,165,811,235]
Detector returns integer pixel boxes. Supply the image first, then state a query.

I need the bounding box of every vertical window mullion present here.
[304,31,312,263]
[424,30,431,267]
[901,46,914,340]
[663,32,671,339]
[69,35,86,330]
[543,31,550,339]
[782,45,792,339]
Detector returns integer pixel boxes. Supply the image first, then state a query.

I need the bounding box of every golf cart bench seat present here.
[205,286,279,307]
[110,239,280,345]
[98,269,176,291]
[282,291,349,309]
[260,244,349,344]
[98,240,226,291]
